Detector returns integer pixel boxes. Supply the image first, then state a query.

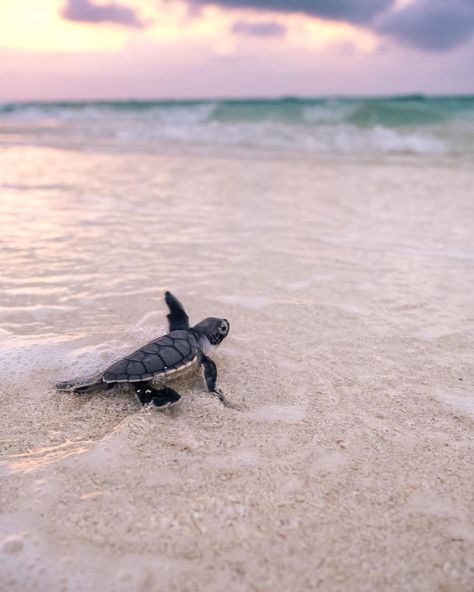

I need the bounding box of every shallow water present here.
[0,139,473,591]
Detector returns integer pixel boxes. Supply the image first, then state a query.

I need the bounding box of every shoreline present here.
[1,149,473,591]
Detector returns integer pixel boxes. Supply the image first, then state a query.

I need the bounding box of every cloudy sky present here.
[1,0,473,100]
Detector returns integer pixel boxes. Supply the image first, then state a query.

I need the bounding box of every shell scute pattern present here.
[130,350,146,362]
[126,360,147,376]
[158,347,181,369]
[142,343,160,355]
[102,330,198,384]
[157,335,175,347]
[173,338,192,358]
[143,353,159,365]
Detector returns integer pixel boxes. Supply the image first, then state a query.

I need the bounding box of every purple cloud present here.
[192,1,394,25]
[376,0,474,51]
[61,0,144,28]
[60,0,474,51]
[191,1,474,51]
[232,20,286,37]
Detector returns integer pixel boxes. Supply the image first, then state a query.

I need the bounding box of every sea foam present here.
[1,96,472,155]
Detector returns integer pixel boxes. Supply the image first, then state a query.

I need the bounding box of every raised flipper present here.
[165,291,189,331]
[133,381,181,409]
[200,353,228,406]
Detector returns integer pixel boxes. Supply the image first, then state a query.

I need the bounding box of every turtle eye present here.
[218,321,228,334]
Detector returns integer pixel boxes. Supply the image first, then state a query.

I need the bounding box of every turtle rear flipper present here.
[133,382,181,409]
[55,376,106,393]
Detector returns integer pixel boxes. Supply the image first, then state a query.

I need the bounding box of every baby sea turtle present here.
[56,291,230,409]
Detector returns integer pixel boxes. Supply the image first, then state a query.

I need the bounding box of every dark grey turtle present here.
[56,292,230,409]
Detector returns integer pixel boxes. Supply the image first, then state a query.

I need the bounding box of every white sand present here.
[0,147,473,591]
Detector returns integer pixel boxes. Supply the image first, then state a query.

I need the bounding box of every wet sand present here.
[0,147,473,591]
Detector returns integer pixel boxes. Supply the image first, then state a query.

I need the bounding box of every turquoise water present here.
[1,95,473,154]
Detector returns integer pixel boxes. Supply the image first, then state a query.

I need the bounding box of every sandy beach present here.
[0,144,473,591]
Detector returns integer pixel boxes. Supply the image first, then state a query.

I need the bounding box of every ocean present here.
[1,95,473,591]
[1,95,474,155]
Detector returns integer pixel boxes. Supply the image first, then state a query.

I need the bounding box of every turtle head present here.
[193,318,230,346]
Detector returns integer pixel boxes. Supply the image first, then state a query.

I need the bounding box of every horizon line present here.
[2,92,474,106]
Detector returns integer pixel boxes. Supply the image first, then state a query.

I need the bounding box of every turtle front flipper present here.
[165,291,190,331]
[200,353,228,406]
[133,381,181,409]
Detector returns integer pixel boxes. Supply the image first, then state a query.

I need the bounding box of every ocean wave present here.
[0,96,473,155]
[302,102,357,124]
[2,95,473,124]
[127,121,446,154]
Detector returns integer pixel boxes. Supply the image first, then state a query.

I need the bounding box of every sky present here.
[0,0,473,101]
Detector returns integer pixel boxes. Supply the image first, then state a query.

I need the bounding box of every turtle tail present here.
[55,376,106,393]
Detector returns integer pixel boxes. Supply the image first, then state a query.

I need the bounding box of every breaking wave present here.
[0,95,473,155]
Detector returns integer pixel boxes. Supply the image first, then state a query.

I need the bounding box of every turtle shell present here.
[102,330,198,384]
